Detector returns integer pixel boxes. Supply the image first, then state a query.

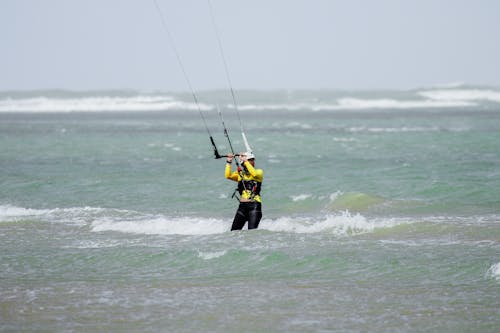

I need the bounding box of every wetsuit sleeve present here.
[243,161,263,182]
[225,163,239,182]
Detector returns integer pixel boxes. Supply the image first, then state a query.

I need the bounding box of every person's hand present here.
[226,153,234,163]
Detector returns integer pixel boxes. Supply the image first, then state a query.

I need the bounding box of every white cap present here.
[245,151,255,159]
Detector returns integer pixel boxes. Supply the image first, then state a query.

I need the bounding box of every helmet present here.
[245,151,255,160]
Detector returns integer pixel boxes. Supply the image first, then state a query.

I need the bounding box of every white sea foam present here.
[89,212,402,236]
[0,96,211,113]
[419,89,500,103]
[237,98,474,111]
[347,126,442,133]
[67,239,125,249]
[2,87,499,113]
[335,97,473,109]
[261,212,402,236]
[0,204,117,226]
[1,204,405,236]
[0,204,50,221]
[290,194,313,202]
[236,87,500,111]
[2,204,491,239]
[198,250,227,260]
[333,137,356,142]
[486,263,500,281]
[91,216,229,235]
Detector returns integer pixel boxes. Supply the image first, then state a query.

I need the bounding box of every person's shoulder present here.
[256,168,264,178]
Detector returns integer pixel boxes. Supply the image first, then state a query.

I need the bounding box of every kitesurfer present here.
[225,152,263,230]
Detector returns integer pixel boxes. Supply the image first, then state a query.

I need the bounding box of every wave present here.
[486,263,500,281]
[0,204,51,221]
[290,194,313,202]
[197,250,227,260]
[235,86,500,111]
[2,204,498,240]
[1,87,499,113]
[0,204,405,236]
[345,126,469,133]
[0,204,120,226]
[262,212,404,235]
[0,95,211,113]
[90,211,400,236]
[0,204,92,224]
[236,98,474,111]
[418,88,500,103]
[91,216,228,235]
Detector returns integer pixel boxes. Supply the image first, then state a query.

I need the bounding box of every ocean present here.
[1,85,499,332]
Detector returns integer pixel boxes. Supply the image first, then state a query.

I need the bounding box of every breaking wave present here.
[1,204,404,236]
[89,211,398,236]
[2,204,497,240]
[418,88,500,103]
[486,263,500,281]
[0,95,211,113]
[1,86,499,113]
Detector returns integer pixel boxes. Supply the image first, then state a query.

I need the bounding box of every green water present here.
[1,90,500,332]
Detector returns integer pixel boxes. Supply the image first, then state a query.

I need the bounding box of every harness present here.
[231,171,262,201]
[238,179,261,197]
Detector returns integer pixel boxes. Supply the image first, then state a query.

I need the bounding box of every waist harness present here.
[237,179,262,198]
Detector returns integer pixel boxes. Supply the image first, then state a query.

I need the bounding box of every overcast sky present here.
[1,0,499,91]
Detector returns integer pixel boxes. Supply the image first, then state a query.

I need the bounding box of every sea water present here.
[1,86,500,332]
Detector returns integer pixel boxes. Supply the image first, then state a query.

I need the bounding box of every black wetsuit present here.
[231,201,262,230]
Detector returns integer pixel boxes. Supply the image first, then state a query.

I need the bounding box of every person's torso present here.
[238,170,263,203]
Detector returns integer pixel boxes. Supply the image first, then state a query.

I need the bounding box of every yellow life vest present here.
[225,161,263,202]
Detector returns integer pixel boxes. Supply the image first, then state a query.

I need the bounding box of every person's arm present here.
[225,154,239,181]
[238,153,263,181]
[243,161,263,182]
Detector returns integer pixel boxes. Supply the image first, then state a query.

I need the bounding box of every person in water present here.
[225,152,263,230]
